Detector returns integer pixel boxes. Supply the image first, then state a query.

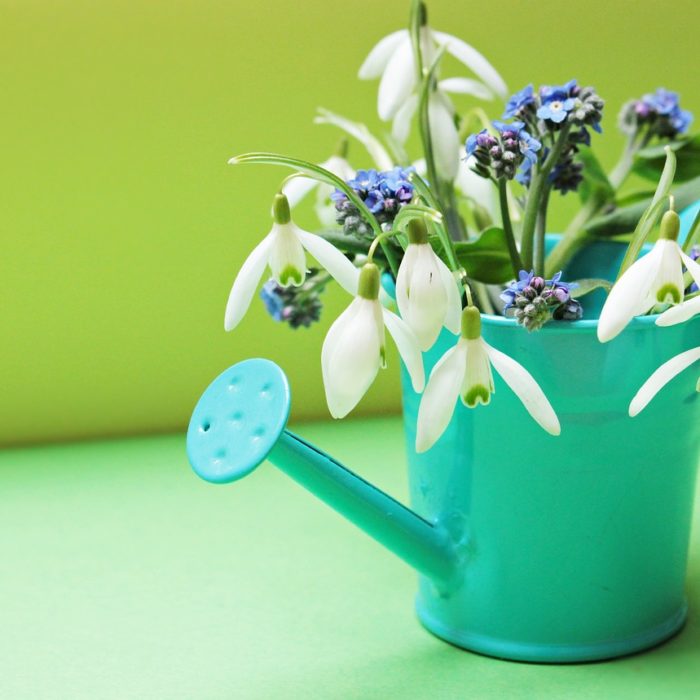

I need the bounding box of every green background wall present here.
[2,0,699,445]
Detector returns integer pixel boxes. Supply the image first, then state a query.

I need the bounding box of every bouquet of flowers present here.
[223,0,700,452]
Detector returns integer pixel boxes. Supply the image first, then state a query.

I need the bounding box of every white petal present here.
[415,342,466,453]
[428,92,460,181]
[377,38,416,121]
[267,223,306,286]
[396,245,448,351]
[629,346,700,416]
[656,294,700,326]
[296,229,359,296]
[412,157,427,177]
[382,307,425,392]
[321,155,355,182]
[392,93,419,145]
[436,254,462,335]
[597,243,662,342]
[321,298,384,418]
[358,30,408,80]
[680,248,700,290]
[313,184,339,228]
[395,245,417,320]
[224,234,272,331]
[432,31,508,98]
[461,338,494,407]
[438,77,494,101]
[456,156,498,220]
[485,343,561,435]
[314,109,394,170]
[650,239,685,304]
[281,176,318,207]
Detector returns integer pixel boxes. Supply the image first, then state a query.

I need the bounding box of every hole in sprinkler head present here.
[252,426,266,440]
[201,420,211,433]
[228,376,242,391]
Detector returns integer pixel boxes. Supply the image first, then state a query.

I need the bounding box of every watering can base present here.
[415,599,688,663]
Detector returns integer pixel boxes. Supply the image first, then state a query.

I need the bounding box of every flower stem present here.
[534,181,552,277]
[498,178,523,275]
[367,231,397,262]
[520,125,571,270]
[544,196,599,277]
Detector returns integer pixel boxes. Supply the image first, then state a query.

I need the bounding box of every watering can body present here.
[187,237,700,663]
[401,316,699,661]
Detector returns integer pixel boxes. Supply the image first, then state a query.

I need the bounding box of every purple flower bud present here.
[530,276,545,291]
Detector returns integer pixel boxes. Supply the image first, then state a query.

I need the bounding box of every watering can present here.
[186,331,699,663]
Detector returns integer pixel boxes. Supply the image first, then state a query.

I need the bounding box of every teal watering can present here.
[187,234,700,664]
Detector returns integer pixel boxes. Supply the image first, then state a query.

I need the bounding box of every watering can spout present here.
[186,359,464,589]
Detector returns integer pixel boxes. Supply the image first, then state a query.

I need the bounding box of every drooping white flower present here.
[358,21,506,182]
[224,193,359,331]
[322,263,425,418]
[396,218,461,350]
[629,346,700,417]
[358,27,506,122]
[416,307,560,452]
[598,210,700,342]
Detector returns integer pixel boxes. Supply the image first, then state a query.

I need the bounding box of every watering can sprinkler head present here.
[186,359,467,591]
[187,359,291,485]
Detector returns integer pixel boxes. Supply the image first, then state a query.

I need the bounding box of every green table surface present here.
[1,416,698,699]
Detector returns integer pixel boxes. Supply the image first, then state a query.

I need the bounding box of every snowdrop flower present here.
[598,209,700,342]
[629,346,700,417]
[224,193,359,331]
[416,307,560,452]
[396,218,461,350]
[358,9,506,180]
[358,17,506,122]
[322,263,425,418]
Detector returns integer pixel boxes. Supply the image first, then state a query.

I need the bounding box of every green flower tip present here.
[463,385,491,408]
[358,263,380,300]
[417,1,428,27]
[655,283,681,304]
[461,306,482,340]
[335,137,349,159]
[407,217,429,245]
[272,193,291,224]
[659,209,680,241]
[277,265,303,286]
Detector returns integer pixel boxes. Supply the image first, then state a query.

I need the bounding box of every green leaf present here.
[616,147,676,278]
[632,134,700,182]
[614,189,657,207]
[584,175,700,238]
[452,227,513,284]
[570,278,612,298]
[682,207,700,252]
[577,146,615,205]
